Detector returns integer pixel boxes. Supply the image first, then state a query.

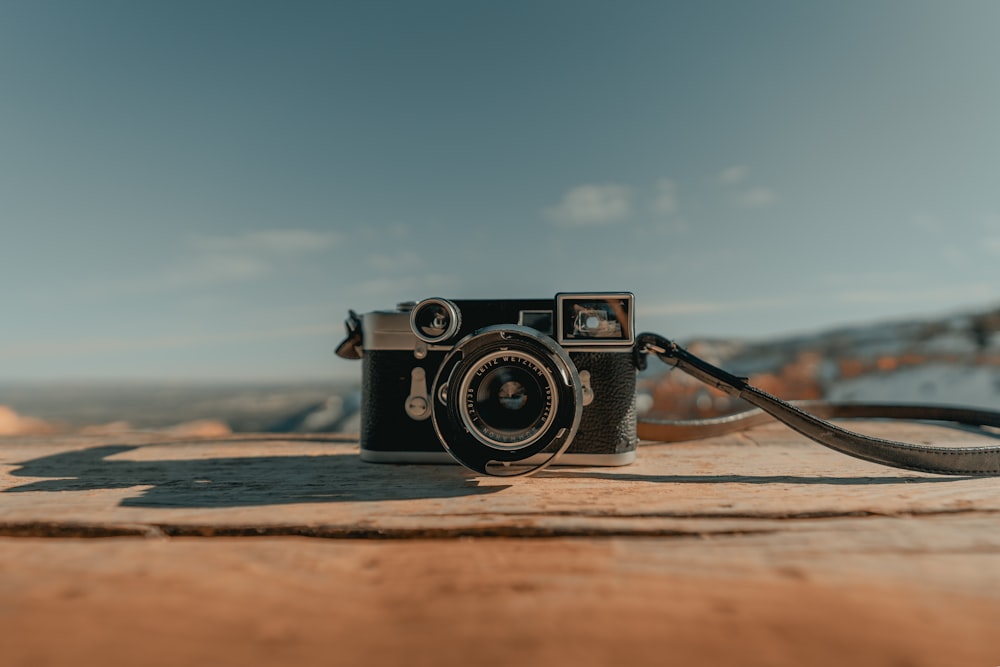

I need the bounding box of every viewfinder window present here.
[556,293,634,346]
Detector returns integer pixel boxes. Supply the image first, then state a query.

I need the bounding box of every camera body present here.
[350,293,638,475]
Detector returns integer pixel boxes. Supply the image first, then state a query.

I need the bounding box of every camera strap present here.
[635,332,1000,476]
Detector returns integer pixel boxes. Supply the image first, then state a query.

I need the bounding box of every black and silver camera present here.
[336,293,638,476]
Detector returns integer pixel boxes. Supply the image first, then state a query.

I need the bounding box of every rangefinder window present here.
[556,293,634,346]
[518,310,554,335]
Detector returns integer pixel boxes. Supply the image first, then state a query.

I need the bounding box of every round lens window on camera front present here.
[411,298,461,343]
[463,357,554,448]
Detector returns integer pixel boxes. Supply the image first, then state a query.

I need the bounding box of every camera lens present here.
[431,325,583,476]
[460,352,556,450]
[411,298,461,343]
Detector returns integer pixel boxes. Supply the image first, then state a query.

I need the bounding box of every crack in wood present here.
[424,508,1000,520]
[0,521,777,540]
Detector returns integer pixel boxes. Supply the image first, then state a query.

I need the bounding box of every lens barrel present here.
[432,325,582,476]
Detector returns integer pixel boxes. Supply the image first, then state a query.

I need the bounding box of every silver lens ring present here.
[432,325,583,477]
[457,349,559,451]
[410,298,461,344]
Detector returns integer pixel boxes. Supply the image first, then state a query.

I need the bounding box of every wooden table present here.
[1,421,998,666]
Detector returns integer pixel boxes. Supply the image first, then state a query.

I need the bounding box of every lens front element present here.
[460,351,558,450]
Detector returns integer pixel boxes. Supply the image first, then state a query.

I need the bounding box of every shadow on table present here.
[3,442,501,508]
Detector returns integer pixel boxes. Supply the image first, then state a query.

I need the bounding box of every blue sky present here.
[2,1,1000,381]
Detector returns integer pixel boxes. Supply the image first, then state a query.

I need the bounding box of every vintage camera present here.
[338,293,638,476]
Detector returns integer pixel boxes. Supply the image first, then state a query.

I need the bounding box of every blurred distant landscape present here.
[3,304,1000,438]
[639,304,1000,420]
[0,382,361,438]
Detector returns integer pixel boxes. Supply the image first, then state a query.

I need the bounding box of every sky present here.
[2,1,1000,382]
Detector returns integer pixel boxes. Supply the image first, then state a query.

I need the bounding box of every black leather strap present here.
[637,332,1000,476]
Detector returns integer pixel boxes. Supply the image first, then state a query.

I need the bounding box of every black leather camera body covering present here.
[358,297,638,467]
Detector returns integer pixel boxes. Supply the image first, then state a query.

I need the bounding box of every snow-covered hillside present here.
[827,364,1000,411]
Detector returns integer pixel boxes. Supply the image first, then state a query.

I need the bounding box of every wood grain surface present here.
[1,422,999,666]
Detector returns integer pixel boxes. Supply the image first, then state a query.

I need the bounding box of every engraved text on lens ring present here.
[464,353,555,446]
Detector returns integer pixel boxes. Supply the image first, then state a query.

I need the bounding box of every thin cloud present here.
[193,229,339,255]
[820,270,919,287]
[0,323,343,361]
[641,218,690,237]
[358,273,461,297]
[650,178,678,215]
[544,184,632,226]
[979,215,1000,255]
[643,297,800,317]
[981,214,1000,231]
[911,213,945,234]
[720,166,748,185]
[719,166,777,209]
[161,252,271,288]
[367,249,423,273]
[734,186,777,209]
[835,284,996,305]
[102,229,340,294]
[983,238,1000,256]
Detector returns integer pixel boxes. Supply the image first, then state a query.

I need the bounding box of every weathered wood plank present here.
[2,423,999,667]
[2,422,999,535]
[0,536,998,667]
